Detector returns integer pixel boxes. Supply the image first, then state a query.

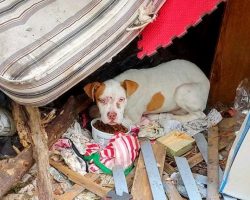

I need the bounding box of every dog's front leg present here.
[169,111,206,123]
[125,107,144,125]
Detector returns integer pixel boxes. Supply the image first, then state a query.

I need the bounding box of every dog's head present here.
[84,79,138,125]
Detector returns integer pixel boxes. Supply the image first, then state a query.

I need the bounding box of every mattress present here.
[0,0,165,106]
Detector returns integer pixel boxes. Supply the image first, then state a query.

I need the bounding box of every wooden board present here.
[131,141,166,200]
[207,127,220,200]
[26,106,53,200]
[50,160,110,198]
[162,173,184,200]
[54,174,99,200]
[194,132,224,182]
[209,0,250,104]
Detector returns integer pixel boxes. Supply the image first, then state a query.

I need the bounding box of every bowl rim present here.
[91,118,131,135]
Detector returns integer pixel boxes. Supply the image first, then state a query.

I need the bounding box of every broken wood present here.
[131,141,166,200]
[188,135,232,168]
[162,173,184,200]
[0,102,33,198]
[25,106,53,200]
[207,127,220,200]
[55,184,85,200]
[164,136,231,176]
[0,148,33,197]
[11,101,31,148]
[46,96,77,148]
[54,173,99,200]
[0,96,79,198]
[50,160,110,198]
[164,161,176,175]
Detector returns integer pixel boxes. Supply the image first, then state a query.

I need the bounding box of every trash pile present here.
[1,79,250,200]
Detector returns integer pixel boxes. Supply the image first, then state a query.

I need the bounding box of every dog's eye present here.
[98,98,106,104]
[119,97,125,102]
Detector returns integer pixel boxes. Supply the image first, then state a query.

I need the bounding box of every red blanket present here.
[137,0,224,58]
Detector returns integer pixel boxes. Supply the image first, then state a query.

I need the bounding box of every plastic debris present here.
[171,172,207,198]
[0,107,16,137]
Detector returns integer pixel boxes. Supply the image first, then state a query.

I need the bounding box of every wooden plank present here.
[140,141,166,200]
[175,157,202,200]
[55,184,84,200]
[209,0,250,104]
[26,106,53,200]
[11,102,31,148]
[188,136,231,168]
[54,174,99,200]
[207,127,220,200]
[131,141,166,200]
[164,161,176,174]
[162,173,184,200]
[0,96,82,198]
[50,160,110,198]
[164,135,233,176]
[0,148,33,198]
[194,132,224,182]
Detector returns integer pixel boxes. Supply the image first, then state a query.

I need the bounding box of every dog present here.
[84,59,210,125]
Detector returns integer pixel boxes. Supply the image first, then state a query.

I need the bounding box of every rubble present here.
[0,99,241,199]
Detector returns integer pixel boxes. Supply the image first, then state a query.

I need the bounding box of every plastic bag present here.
[234,78,250,130]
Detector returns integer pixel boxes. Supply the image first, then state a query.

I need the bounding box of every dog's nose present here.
[107,112,117,120]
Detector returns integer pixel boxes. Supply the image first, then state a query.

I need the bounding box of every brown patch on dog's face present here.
[83,82,105,101]
[95,84,106,102]
[146,92,165,112]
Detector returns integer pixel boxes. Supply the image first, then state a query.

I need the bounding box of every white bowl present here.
[91,118,131,146]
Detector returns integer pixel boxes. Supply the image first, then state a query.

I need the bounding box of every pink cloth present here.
[85,132,140,173]
[137,0,223,58]
[52,139,72,150]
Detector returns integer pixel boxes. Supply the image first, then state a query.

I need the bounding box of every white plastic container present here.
[91,118,130,146]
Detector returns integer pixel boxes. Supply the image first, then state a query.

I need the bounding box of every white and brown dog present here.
[84,59,210,125]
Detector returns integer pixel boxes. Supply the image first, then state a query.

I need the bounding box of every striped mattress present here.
[0,0,165,106]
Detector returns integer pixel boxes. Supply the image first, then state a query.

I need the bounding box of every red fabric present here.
[85,132,140,173]
[137,0,223,58]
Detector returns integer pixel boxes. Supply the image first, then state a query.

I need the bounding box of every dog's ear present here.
[83,82,102,101]
[121,80,139,97]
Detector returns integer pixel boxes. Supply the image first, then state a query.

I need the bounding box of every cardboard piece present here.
[157,131,194,157]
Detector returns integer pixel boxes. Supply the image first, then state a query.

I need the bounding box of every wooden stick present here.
[207,127,220,200]
[188,137,231,168]
[164,161,176,175]
[0,102,33,198]
[0,147,33,197]
[164,137,230,176]
[11,101,31,148]
[50,160,110,198]
[55,184,85,200]
[54,174,99,200]
[0,96,84,198]
[131,141,166,200]
[26,106,53,200]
